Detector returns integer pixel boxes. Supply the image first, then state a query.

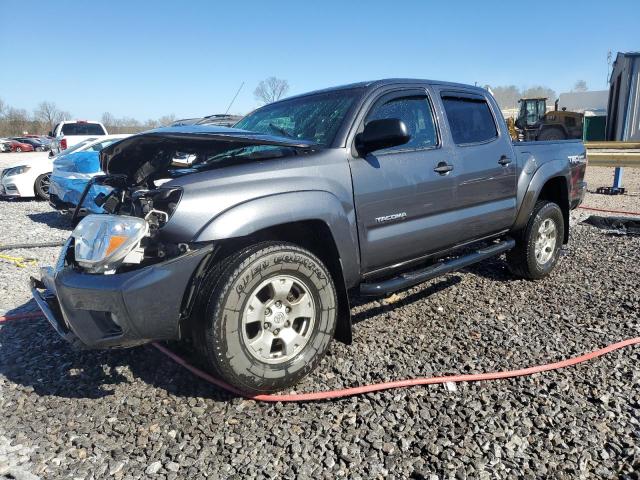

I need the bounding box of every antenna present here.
[224,81,244,115]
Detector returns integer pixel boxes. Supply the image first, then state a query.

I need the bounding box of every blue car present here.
[49,135,128,213]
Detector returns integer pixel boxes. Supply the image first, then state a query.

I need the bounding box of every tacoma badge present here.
[375,212,407,223]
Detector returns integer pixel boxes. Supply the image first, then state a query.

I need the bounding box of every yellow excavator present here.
[512,97,583,141]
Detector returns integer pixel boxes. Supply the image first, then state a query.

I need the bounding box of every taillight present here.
[60,138,67,150]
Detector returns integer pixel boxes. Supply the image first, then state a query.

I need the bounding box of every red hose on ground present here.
[2,311,638,403]
[151,339,640,402]
[579,205,640,216]
[0,311,48,323]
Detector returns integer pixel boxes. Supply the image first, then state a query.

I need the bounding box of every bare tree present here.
[101,112,116,131]
[3,107,31,136]
[143,119,160,130]
[157,114,176,126]
[102,112,175,133]
[254,77,290,104]
[489,85,521,110]
[522,86,556,102]
[572,80,588,92]
[34,101,70,134]
[0,98,6,118]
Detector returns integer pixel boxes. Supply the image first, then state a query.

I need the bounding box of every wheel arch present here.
[190,191,359,344]
[514,164,570,244]
[215,219,353,343]
[193,191,360,287]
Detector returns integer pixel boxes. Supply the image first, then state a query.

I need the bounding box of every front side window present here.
[366,96,437,151]
[442,96,498,144]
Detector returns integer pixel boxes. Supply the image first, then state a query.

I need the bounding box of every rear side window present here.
[366,96,437,151]
[61,123,106,135]
[441,96,497,144]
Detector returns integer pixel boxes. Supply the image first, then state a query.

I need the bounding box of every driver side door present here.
[349,88,458,275]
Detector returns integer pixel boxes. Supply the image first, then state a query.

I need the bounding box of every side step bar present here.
[359,238,516,297]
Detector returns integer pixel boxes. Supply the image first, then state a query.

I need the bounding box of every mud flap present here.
[334,279,352,345]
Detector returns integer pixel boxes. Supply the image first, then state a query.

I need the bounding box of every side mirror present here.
[355,118,410,156]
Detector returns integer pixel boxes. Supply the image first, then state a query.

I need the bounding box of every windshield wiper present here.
[268,123,293,138]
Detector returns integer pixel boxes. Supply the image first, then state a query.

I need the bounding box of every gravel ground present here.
[0,154,639,479]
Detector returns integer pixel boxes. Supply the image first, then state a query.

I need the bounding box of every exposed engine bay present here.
[69,127,316,273]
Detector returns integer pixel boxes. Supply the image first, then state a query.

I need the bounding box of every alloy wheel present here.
[534,218,557,265]
[241,274,316,364]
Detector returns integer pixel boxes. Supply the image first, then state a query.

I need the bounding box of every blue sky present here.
[1,0,638,120]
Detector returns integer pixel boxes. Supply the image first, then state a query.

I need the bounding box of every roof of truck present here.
[283,78,488,101]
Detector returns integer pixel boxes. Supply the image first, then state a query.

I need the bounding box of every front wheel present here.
[195,242,338,394]
[507,200,564,279]
[16,147,22,152]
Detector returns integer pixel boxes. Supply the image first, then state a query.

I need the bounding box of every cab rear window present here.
[441,95,497,145]
[61,123,106,135]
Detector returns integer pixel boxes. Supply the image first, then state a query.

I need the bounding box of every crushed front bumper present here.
[31,240,213,348]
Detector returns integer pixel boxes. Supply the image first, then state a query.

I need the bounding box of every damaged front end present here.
[33,126,315,348]
[70,125,316,271]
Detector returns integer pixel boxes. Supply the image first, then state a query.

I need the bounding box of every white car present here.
[49,120,108,156]
[0,138,13,152]
[0,135,129,199]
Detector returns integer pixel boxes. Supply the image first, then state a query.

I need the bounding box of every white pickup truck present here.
[49,120,108,156]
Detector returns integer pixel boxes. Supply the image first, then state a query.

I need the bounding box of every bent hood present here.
[100,125,316,186]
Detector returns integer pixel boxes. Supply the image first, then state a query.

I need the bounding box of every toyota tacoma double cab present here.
[32,79,587,394]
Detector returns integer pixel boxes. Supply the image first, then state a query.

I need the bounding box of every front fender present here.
[194,190,361,286]
[513,159,570,232]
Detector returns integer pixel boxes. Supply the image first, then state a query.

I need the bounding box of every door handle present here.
[433,162,454,174]
[498,155,512,166]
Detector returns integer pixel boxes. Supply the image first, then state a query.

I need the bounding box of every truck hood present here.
[100,125,316,186]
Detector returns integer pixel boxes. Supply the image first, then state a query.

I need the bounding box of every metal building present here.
[606,51,640,141]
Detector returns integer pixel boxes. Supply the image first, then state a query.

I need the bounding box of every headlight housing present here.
[72,215,148,273]
[5,165,31,176]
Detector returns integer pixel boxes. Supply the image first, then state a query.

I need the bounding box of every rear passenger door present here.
[439,90,517,242]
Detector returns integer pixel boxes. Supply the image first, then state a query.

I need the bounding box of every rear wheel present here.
[507,201,564,279]
[194,242,337,394]
[34,173,51,200]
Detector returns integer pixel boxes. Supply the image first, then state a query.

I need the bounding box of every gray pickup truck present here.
[33,79,587,394]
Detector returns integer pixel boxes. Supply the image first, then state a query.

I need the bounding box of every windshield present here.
[234,88,361,147]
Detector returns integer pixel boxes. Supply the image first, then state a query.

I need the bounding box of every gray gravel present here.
[0,162,639,479]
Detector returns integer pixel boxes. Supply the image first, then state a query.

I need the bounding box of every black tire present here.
[194,241,337,394]
[537,127,566,141]
[507,201,564,280]
[34,173,50,200]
